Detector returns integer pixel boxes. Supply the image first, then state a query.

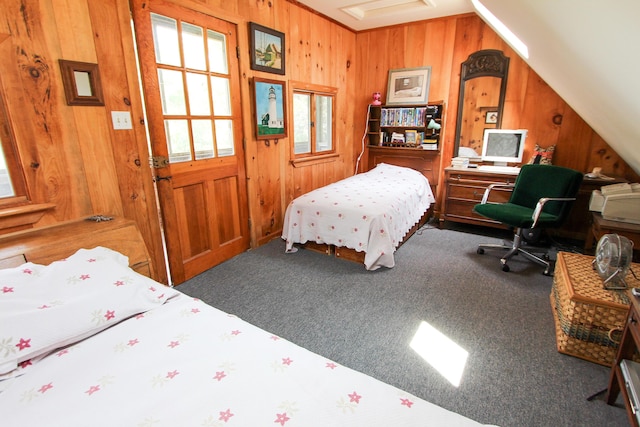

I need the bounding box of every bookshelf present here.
[367,102,444,150]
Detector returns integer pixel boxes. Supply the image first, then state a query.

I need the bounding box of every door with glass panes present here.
[132,0,249,285]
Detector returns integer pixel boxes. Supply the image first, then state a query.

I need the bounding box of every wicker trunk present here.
[550,252,639,366]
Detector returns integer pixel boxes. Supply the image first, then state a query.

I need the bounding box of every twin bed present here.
[0,215,495,426]
[282,163,435,270]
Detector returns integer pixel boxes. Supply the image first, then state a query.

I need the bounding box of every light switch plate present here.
[111,111,133,130]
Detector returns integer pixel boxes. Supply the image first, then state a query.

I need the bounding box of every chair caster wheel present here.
[477,248,485,255]
[502,264,510,272]
[542,254,550,261]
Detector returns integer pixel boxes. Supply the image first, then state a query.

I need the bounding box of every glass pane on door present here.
[151,14,181,67]
[186,72,211,115]
[158,69,186,115]
[210,76,231,116]
[193,119,215,160]
[165,119,191,162]
[207,30,228,74]
[215,120,234,157]
[182,22,206,71]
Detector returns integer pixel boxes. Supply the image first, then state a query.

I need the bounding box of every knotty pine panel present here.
[1,0,93,219]
[88,0,163,266]
[355,13,639,216]
[0,0,168,282]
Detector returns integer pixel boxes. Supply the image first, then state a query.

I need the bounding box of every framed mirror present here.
[59,60,104,106]
[453,50,509,159]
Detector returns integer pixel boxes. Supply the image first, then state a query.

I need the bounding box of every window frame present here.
[290,81,337,160]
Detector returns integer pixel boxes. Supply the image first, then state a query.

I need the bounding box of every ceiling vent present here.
[341,0,436,21]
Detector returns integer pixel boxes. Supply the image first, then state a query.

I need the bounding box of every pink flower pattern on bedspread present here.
[0,295,487,426]
[282,163,435,270]
[0,248,491,427]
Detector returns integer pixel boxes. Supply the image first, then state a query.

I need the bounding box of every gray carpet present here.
[177,224,627,427]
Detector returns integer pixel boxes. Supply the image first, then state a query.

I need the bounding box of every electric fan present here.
[592,233,634,290]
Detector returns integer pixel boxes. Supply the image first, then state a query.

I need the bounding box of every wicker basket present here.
[550,252,640,366]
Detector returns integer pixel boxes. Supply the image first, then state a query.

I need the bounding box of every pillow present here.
[529,144,555,165]
[0,246,179,375]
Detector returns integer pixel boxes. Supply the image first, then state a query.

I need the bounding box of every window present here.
[150,13,235,163]
[291,83,336,158]
[0,89,27,206]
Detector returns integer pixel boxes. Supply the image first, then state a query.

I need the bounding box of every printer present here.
[589,183,640,224]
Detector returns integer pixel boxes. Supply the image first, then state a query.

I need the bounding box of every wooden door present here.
[132,0,249,285]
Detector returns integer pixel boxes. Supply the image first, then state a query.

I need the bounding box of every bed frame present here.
[302,209,430,264]
[0,216,154,278]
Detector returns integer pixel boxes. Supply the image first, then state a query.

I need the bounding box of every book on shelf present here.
[391,132,405,143]
[451,156,470,168]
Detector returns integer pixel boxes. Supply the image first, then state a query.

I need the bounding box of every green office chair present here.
[473,164,583,275]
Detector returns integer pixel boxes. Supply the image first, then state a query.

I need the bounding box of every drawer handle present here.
[608,327,624,344]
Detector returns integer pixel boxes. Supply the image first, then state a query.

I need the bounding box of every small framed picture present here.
[249,22,285,75]
[485,110,499,124]
[405,130,418,145]
[386,67,431,105]
[253,77,287,140]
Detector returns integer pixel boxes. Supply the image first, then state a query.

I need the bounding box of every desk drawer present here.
[448,183,512,203]
[444,199,504,225]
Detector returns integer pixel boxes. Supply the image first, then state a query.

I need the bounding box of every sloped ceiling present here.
[480,0,640,175]
[298,0,640,175]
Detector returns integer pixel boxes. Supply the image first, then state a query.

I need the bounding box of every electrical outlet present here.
[111,111,133,130]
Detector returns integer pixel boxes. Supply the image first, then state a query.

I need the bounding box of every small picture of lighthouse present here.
[253,78,287,139]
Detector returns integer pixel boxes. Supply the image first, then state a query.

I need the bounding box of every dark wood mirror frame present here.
[59,59,104,106]
[454,49,509,158]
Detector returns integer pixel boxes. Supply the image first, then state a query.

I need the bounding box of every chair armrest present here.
[531,197,577,228]
[480,183,515,204]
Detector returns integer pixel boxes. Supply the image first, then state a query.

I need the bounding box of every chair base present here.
[476,228,554,275]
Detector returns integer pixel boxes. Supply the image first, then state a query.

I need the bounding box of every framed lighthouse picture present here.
[253,77,287,140]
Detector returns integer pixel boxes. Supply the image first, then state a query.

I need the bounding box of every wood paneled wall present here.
[0,0,356,284]
[0,2,637,285]
[0,0,165,280]
[354,14,639,213]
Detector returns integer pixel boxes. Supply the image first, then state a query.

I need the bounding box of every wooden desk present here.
[585,212,640,262]
[441,168,624,241]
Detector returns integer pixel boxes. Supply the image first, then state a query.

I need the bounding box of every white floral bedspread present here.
[282,163,435,269]
[0,247,495,426]
[0,294,493,427]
